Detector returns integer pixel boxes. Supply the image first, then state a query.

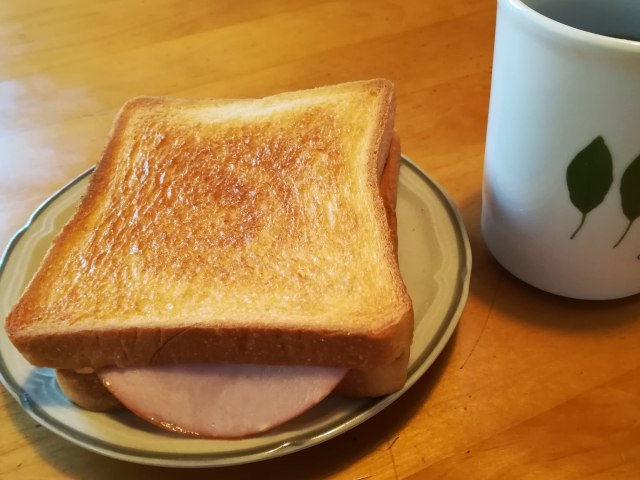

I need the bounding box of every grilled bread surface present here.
[6,80,413,370]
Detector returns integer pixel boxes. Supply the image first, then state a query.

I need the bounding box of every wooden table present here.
[2,0,640,478]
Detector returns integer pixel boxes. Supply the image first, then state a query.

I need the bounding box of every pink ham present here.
[98,363,347,439]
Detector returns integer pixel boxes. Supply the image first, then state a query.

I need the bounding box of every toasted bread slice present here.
[6,80,413,370]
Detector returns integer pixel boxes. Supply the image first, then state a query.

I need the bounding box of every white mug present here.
[482,0,640,300]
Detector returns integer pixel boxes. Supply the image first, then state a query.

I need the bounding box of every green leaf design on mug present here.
[566,136,613,239]
[614,152,640,248]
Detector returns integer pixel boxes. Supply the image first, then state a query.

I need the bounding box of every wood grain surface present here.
[1,0,640,479]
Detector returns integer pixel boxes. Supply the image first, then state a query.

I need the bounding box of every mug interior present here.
[520,0,640,41]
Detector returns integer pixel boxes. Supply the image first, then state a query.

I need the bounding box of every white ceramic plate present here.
[0,155,471,467]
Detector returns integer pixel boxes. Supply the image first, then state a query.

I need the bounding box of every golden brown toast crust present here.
[6,80,412,370]
[335,132,411,396]
[21,321,411,369]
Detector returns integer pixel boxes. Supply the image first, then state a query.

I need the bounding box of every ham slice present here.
[98,363,347,439]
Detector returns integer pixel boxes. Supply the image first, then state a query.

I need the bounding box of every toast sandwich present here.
[5,80,414,435]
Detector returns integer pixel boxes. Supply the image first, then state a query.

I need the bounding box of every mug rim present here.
[500,0,640,52]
